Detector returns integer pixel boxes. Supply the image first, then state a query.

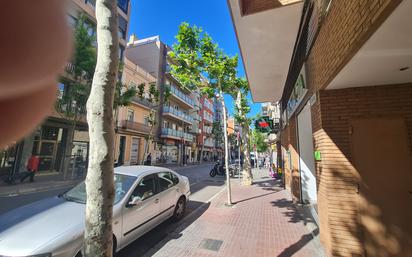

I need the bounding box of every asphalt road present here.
[0,164,225,256]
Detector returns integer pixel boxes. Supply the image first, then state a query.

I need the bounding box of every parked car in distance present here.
[0,166,191,257]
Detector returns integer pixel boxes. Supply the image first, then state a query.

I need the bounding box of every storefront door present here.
[352,118,412,256]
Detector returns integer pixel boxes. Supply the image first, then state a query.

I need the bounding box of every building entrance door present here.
[297,102,317,204]
[351,118,412,257]
[130,137,140,165]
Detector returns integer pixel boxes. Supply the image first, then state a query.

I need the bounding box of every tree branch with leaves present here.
[135,82,170,164]
[169,22,239,205]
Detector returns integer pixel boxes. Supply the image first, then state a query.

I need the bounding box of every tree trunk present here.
[219,90,232,205]
[84,0,118,256]
[141,128,153,165]
[241,123,253,185]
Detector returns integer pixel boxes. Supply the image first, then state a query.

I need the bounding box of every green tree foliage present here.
[135,83,170,163]
[251,129,268,153]
[170,22,240,203]
[212,121,224,147]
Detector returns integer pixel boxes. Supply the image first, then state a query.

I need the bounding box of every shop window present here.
[40,142,55,156]
[41,126,59,140]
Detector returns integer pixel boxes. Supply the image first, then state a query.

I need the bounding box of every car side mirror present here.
[127,196,142,207]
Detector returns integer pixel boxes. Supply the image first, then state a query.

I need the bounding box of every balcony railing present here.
[161,128,193,142]
[204,139,215,147]
[168,85,194,107]
[120,120,150,134]
[133,97,152,108]
[163,106,193,123]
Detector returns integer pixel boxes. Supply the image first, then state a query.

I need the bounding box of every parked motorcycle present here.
[209,160,225,177]
[210,160,238,177]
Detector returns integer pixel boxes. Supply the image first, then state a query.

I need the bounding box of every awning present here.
[227,0,304,102]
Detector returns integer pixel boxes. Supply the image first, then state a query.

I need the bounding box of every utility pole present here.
[220,92,232,206]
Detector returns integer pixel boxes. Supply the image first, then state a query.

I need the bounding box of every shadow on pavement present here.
[277,228,319,257]
[233,190,282,205]
[117,200,210,257]
[271,198,316,225]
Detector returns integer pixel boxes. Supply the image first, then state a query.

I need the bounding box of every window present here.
[143,116,149,125]
[58,82,66,99]
[67,15,77,28]
[118,16,127,40]
[86,0,96,8]
[127,109,134,121]
[157,172,174,191]
[131,174,157,201]
[171,173,179,185]
[119,45,125,61]
[117,0,129,14]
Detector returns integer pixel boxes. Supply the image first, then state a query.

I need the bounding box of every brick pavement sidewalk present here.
[145,169,325,257]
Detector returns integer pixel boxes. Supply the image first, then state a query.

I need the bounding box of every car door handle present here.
[176,188,180,192]
[154,199,159,204]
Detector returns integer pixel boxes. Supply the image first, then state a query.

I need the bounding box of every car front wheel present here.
[172,196,186,221]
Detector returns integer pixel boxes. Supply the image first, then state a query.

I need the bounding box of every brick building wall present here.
[313,83,412,257]
[303,1,405,255]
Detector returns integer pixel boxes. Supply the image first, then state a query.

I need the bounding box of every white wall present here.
[297,102,317,204]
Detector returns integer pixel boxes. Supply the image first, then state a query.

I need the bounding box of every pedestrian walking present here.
[145,153,152,166]
[20,155,40,183]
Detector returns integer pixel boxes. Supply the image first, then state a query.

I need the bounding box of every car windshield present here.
[62,174,136,204]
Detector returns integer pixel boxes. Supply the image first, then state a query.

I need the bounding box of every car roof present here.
[114,165,172,178]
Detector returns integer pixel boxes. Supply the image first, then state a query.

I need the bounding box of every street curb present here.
[143,186,227,257]
[0,181,78,197]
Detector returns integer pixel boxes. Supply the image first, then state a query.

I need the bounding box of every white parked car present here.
[0,166,191,257]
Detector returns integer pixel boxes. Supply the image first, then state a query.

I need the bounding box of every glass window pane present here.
[41,126,59,140]
[132,175,156,200]
[40,142,55,156]
[157,172,174,191]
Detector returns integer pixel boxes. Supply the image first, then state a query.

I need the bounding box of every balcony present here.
[120,120,150,134]
[204,139,215,148]
[167,85,194,108]
[203,115,214,124]
[203,126,213,134]
[132,97,152,109]
[190,124,201,134]
[163,106,193,124]
[192,113,202,121]
[161,128,193,142]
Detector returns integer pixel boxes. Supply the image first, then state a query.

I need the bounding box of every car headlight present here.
[0,253,52,257]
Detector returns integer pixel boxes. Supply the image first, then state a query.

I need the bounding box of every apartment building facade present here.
[0,0,131,178]
[229,0,412,256]
[197,96,215,161]
[126,36,195,165]
[188,90,203,163]
[115,57,156,166]
[213,98,225,159]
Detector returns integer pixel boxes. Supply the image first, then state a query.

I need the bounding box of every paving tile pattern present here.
[147,169,325,257]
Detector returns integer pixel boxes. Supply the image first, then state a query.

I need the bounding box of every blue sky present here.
[128,0,261,117]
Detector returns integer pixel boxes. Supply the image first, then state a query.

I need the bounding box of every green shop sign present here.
[286,68,307,119]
